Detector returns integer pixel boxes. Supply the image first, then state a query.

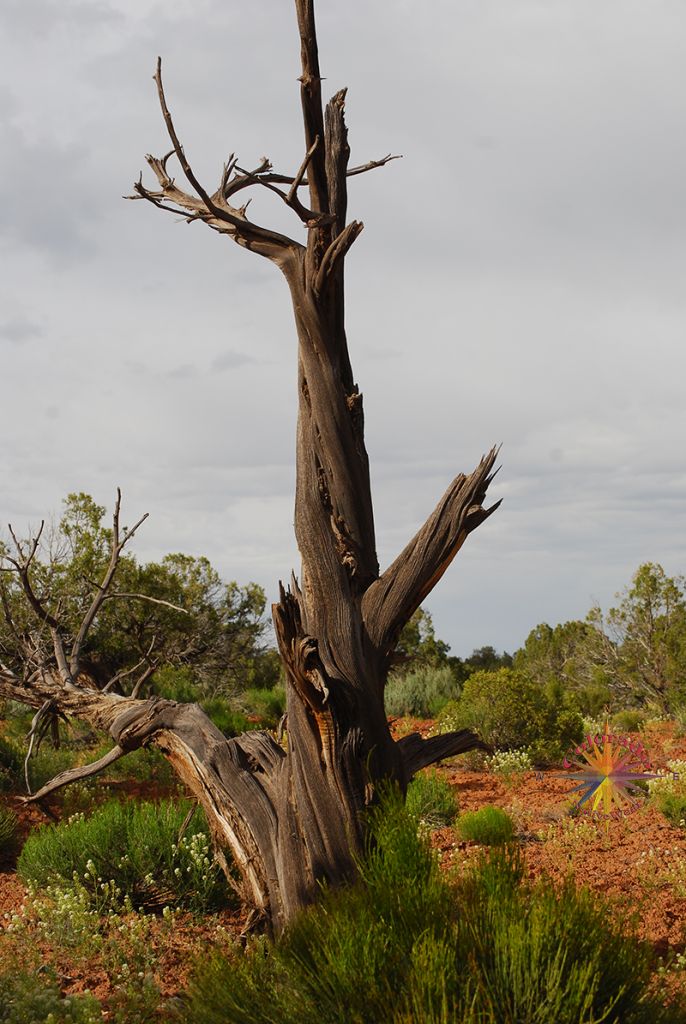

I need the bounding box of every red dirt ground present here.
[2,719,686,1012]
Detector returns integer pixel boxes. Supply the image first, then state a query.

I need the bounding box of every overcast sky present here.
[1,0,684,657]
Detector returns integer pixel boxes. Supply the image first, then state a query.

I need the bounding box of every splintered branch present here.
[362,448,501,661]
[314,219,363,295]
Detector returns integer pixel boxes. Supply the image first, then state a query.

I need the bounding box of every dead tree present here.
[0,0,499,935]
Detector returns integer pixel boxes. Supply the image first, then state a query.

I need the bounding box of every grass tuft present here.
[455,805,515,846]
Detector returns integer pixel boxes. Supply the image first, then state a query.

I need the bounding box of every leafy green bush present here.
[184,786,683,1024]
[0,806,19,855]
[154,666,256,736]
[405,768,458,828]
[18,798,229,915]
[455,805,515,846]
[384,666,460,719]
[436,668,583,761]
[0,967,102,1023]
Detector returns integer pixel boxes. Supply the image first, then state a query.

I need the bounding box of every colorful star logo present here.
[554,720,660,820]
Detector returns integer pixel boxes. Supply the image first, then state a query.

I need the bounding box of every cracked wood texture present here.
[0,0,498,936]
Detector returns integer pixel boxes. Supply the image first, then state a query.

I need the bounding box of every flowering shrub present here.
[18,798,229,915]
[0,966,102,1023]
[488,749,532,789]
[647,760,686,798]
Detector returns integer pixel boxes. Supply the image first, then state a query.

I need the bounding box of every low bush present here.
[184,786,683,1024]
[655,793,686,829]
[0,806,19,855]
[18,798,230,915]
[455,805,515,846]
[384,665,460,719]
[613,708,647,733]
[0,735,23,791]
[242,687,286,729]
[405,768,458,829]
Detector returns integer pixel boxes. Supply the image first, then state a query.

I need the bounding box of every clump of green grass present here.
[0,806,19,855]
[18,798,230,915]
[184,786,685,1024]
[406,767,458,829]
[455,804,515,846]
[655,792,686,829]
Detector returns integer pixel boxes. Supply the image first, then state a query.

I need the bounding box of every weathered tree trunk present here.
[0,0,499,936]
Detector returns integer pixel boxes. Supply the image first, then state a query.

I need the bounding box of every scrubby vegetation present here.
[184,788,683,1024]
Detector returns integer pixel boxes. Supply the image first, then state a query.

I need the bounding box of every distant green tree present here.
[589,563,686,713]
[394,607,450,668]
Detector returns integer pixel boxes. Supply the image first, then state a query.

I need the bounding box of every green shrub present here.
[655,792,686,829]
[199,697,255,737]
[436,668,583,761]
[184,787,684,1024]
[384,666,460,719]
[242,687,286,728]
[455,805,515,846]
[405,768,458,828]
[18,798,229,915]
[613,708,647,732]
[0,967,102,1023]
[0,806,19,855]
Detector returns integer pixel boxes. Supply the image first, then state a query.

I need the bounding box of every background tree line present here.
[3,494,685,756]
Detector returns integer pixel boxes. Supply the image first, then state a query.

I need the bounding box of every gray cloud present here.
[211,350,257,372]
[0,315,44,342]
[0,0,685,657]
[0,121,100,263]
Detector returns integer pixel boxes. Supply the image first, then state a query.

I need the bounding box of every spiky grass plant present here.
[184,786,684,1024]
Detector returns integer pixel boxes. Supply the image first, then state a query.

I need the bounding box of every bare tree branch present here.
[295,0,329,221]
[24,699,54,793]
[69,488,149,681]
[362,448,501,661]
[346,154,402,178]
[23,744,127,804]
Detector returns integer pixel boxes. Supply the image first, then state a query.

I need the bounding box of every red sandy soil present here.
[2,720,686,1014]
